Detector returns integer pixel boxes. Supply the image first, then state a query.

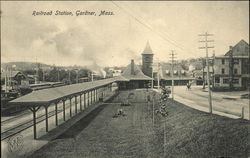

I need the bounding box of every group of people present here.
[112,108,126,118]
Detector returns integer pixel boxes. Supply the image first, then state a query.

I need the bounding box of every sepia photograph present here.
[1,1,249,158]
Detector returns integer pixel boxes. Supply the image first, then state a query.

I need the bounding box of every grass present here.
[27,89,250,158]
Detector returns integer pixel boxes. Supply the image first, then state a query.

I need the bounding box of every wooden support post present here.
[84,92,86,109]
[63,100,66,121]
[91,90,93,105]
[45,105,49,132]
[241,107,244,119]
[55,102,58,126]
[88,91,90,106]
[29,106,40,139]
[75,96,77,114]
[80,94,82,111]
[103,87,105,97]
[96,88,98,101]
[70,98,72,117]
[94,89,96,102]
[32,108,37,139]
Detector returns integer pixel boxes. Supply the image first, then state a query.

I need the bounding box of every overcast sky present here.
[1,1,249,67]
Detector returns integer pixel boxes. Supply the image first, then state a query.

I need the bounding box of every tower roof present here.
[142,41,153,55]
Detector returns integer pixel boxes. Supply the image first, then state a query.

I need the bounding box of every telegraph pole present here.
[35,58,38,84]
[169,50,176,100]
[157,62,160,90]
[57,68,60,82]
[199,32,214,113]
[151,67,154,89]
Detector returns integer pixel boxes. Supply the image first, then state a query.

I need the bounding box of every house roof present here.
[121,62,152,81]
[142,41,153,55]
[224,40,249,56]
[1,71,25,80]
[159,63,194,80]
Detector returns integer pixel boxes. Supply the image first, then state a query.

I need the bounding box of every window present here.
[215,77,220,83]
[234,69,238,74]
[232,79,239,84]
[223,79,229,84]
[222,59,225,65]
[222,68,225,74]
[233,59,239,64]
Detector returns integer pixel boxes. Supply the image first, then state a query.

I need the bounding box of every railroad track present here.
[1,111,31,124]
[1,97,98,141]
[1,102,72,124]
[1,109,64,141]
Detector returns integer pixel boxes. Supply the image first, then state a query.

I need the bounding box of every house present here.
[212,40,249,91]
[157,63,195,86]
[1,70,28,92]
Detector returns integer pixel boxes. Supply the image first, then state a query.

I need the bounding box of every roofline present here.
[215,56,249,59]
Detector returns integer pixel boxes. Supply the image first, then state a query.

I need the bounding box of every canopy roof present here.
[10,77,118,106]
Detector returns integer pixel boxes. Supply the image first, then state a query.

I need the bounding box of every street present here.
[173,86,249,120]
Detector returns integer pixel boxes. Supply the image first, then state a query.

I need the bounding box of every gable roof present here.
[225,39,249,56]
[1,71,25,80]
[142,41,153,55]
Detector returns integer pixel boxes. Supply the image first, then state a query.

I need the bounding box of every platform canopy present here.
[9,77,118,106]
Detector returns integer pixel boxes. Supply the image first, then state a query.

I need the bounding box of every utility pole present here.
[91,72,94,82]
[151,66,154,89]
[35,58,38,84]
[76,69,79,83]
[202,59,205,89]
[229,46,234,91]
[199,32,214,113]
[169,50,176,100]
[42,68,45,82]
[68,70,71,84]
[57,68,60,82]
[5,66,8,92]
[212,51,215,89]
[157,62,160,90]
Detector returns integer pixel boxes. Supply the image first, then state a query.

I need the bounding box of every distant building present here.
[141,41,154,77]
[212,40,249,91]
[116,59,152,89]
[108,68,122,77]
[158,63,195,86]
[1,70,27,91]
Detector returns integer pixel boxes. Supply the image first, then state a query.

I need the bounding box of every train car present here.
[1,91,26,116]
[30,83,52,91]
[51,82,65,87]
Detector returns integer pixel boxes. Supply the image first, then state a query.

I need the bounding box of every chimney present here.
[229,46,233,50]
[131,59,135,75]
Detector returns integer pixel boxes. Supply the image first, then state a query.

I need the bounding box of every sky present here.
[1,1,249,67]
